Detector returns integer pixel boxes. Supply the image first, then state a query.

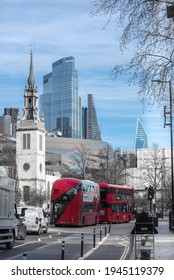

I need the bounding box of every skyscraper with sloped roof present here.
[134,118,148,150]
[87,94,101,140]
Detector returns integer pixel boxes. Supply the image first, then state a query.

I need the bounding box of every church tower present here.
[16,49,46,205]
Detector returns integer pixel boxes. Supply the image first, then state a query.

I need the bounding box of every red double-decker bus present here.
[50,178,100,226]
[99,183,134,223]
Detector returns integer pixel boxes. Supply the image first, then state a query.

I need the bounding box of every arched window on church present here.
[23,186,30,202]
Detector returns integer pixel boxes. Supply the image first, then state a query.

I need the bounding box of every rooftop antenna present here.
[29,43,35,54]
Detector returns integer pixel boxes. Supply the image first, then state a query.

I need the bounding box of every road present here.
[0,222,134,260]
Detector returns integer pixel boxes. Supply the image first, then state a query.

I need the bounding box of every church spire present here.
[22,48,39,122]
[27,47,35,89]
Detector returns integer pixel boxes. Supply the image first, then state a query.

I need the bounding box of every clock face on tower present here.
[23,163,30,171]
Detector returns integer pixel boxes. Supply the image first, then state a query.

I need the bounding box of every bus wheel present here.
[116,217,119,224]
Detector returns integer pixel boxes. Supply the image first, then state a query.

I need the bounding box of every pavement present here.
[129,216,174,260]
[79,217,174,260]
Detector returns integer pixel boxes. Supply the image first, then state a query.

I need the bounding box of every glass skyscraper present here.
[82,94,101,140]
[82,107,87,139]
[134,118,148,150]
[4,108,19,136]
[87,94,101,140]
[40,56,81,138]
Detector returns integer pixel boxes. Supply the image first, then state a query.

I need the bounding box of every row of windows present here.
[101,202,133,213]
[23,133,43,151]
[100,187,132,196]
[53,183,99,206]
[110,204,133,213]
[82,203,97,213]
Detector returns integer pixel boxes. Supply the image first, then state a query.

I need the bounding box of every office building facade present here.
[0,115,12,136]
[82,107,87,139]
[40,56,81,138]
[82,94,101,140]
[4,108,19,136]
[87,94,101,140]
[134,118,148,150]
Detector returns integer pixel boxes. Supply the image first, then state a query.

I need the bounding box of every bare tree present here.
[138,144,171,211]
[15,169,22,206]
[92,0,174,109]
[0,139,16,176]
[97,144,126,184]
[163,170,173,210]
[140,144,163,189]
[65,143,94,179]
[27,184,47,208]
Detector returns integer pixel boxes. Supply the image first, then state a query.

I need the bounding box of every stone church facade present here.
[16,50,46,205]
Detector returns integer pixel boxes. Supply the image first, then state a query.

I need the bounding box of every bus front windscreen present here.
[51,184,81,222]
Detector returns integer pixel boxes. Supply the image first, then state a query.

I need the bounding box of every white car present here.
[17,206,48,235]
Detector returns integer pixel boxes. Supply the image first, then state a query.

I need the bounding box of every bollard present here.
[81,233,84,258]
[93,228,96,248]
[23,253,27,260]
[100,225,102,241]
[105,223,107,237]
[108,222,111,234]
[61,241,65,260]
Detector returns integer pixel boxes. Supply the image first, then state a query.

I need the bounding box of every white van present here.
[17,206,48,235]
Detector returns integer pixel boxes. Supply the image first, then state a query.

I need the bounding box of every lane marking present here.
[78,235,109,260]
[119,241,130,260]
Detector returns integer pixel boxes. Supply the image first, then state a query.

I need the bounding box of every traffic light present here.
[148,185,154,200]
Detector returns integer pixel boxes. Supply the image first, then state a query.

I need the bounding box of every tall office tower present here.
[87,94,101,140]
[40,56,81,138]
[4,108,19,136]
[82,107,87,139]
[135,118,148,150]
[0,115,12,136]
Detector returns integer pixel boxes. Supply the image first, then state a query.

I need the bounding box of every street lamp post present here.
[161,148,167,220]
[168,80,174,232]
[152,79,174,232]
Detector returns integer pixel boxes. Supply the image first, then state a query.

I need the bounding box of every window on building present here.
[39,134,43,151]
[23,133,30,149]
[23,186,30,202]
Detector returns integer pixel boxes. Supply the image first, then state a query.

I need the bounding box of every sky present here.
[0,0,171,151]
